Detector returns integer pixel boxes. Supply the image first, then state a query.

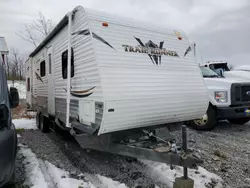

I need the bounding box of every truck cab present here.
[0,37,19,186]
[204,61,250,80]
[190,66,250,130]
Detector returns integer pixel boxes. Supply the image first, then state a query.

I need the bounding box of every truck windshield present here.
[209,63,230,72]
[200,66,220,78]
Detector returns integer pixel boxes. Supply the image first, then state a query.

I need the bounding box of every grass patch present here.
[21,114,35,119]
[16,128,25,134]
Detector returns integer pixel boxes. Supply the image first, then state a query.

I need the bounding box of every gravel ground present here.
[15,121,250,188]
[18,129,166,188]
[10,101,250,188]
[173,122,250,188]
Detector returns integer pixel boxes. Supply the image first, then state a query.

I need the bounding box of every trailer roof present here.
[29,6,183,58]
[0,37,8,54]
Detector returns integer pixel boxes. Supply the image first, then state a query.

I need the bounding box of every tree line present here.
[6,48,26,81]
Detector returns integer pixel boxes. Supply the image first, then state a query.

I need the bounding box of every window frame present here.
[40,60,46,77]
[48,53,52,74]
[27,78,30,91]
[61,48,74,79]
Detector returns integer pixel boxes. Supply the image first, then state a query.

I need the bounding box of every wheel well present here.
[209,102,217,110]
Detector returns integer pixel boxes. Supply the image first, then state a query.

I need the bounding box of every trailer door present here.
[25,59,32,108]
[47,47,55,115]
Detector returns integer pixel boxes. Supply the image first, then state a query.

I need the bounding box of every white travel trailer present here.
[26,6,209,168]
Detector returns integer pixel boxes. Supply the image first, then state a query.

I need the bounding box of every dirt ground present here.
[11,100,33,119]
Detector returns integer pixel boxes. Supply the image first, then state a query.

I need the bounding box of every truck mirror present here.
[10,87,19,108]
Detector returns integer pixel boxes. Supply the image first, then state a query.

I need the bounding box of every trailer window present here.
[61,48,74,79]
[48,53,52,74]
[40,60,46,77]
[27,78,30,91]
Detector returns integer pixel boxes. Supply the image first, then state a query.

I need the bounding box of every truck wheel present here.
[39,113,50,133]
[228,118,250,125]
[6,166,15,186]
[190,105,217,131]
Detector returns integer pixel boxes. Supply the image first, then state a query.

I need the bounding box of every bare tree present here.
[9,48,25,83]
[6,56,11,78]
[19,59,24,80]
[16,25,38,47]
[16,12,54,47]
[32,12,53,37]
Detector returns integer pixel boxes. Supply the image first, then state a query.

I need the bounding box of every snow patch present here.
[8,80,26,99]
[13,118,37,130]
[20,144,96,188]
[45,161,95,188]
[19,145,48,188]
[142,160,223,188]
[97,175,128,188]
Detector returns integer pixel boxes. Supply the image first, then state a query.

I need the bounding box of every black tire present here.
[39,113,50,133]
[228,118,250,125]
[190,105,217,131]
[6,166,15,186]
[36,112,40,129]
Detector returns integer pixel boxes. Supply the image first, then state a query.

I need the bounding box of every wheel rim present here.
[194,113,208,126]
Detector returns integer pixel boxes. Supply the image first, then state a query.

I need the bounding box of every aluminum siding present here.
[30,7,103,122]
[31,50,48,110]
[85,9,209,134]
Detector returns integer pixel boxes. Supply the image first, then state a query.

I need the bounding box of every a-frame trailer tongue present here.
[71,124,202,169]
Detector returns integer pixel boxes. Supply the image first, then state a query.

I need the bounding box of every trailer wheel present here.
[228,118,250,125]
[39,113,50,133]
[36,113,40,129]
[190,105,217,131]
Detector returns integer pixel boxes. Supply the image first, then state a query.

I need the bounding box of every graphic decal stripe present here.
[35,72,43,83]
[72,29,90,36]
[92,33,115,50]
[73,29,115,50]
[134,37,156,65]
[71,86,96,94]
[159,41,164,65]
[63,86,95,98]
[70,92,93,98]
[184,46,191,57]
[134,37,145,46]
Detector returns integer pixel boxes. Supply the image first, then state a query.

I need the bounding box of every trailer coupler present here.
[72,125,202,169]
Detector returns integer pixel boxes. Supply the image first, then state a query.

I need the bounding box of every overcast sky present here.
[0,0,249,66]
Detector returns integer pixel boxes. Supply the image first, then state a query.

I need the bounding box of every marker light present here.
[102,22,109,27]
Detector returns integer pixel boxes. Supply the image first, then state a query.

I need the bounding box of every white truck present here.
[190,66,250,130]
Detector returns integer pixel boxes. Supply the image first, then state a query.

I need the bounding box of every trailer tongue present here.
[72,125,202,169]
